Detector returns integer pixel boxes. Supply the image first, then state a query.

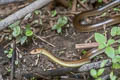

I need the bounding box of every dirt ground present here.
[0,0,120,80]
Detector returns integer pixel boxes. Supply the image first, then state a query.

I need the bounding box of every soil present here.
[0,0,119,80]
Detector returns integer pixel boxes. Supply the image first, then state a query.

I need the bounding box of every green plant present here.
[110,71,117,80]
[90,60,108,80]
[97,0,103,3]
[30,77,37,80]
[91,26,120,80]
[4,48,13,58]
[52,16,68,33]
[113,8,120,12]
[9,21,33,45]
[51,10,57,17]
[34,10,40,15]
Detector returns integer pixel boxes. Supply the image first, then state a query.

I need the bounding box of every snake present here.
[73,0,120,32]
[30,0,120,67]
[30,48,105,67]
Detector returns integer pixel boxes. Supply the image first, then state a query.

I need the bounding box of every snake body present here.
[73,0,120,32]
[30,48,105,67]
[30,0,120,67]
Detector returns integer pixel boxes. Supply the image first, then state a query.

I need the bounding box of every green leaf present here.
[113,8,120,11]
[112,63,120,69]
[111,27,118,36]
[7,54,12,58]
[20,36,27,45]
[34,10,40,15]
[118,46,120,54]
[56,16,68,28]
[98,0,102,3]
[9,48,13,54]
[25,29,33,36]
[52,24,57,30]
[112,55,120,63]
[105,46,115,58]
[12,26,21,37]
[100,60,108,68]
[90,69,97,78]
[98,43,106,49]
[15,60,18,65]
[25,24,33,36]
[117,40,120,43]
[115,49,119,55]
[96,78,102,80]
[7,48,13,58]
[57,28,62,33]
[9,21,20,29]
[4,50,9,54]
[116,27,120,35]
[95,33,106,44]
[111,27,120,36]
[97,68,104,76]
[107,39,115,46]
[52,16,68,33]
[110,72,117,80]
[51,10,57,17]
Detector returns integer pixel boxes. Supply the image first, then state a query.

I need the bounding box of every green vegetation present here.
[51,10,57,17]
[90,27,120,80]
[90,60,108,80]
[4,21,33,58]
[9,21,33,45]
[4,48,13,58]
[52,16,68,33]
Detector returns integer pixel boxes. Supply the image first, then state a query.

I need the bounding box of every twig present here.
[34,34,56,47]
[0,34,5,43]
[72,0,77,12]
[0,73,3,80]
[10,39,16,80]
[85,34,94,43]
[75,42,99,49]
[0,0,52,31]
[0,0,24,5]
[77,0,89,10]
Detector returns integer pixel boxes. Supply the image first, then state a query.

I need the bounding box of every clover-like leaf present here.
[20,36,27,45]
[97,68,104,76]
[52,16,68,33]
[25,24,33,37]
[12,26,21,37]
[105,46,115,58]
[9,21,20,29]
[107,39,115,46]
[111,27,120,36]
[95,33,106,44]
[100,60,108,68]
[90,69,97,78]
[110,72,117,80]
[118,46,120,54]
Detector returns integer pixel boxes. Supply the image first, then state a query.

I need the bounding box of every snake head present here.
[30,48,41,54]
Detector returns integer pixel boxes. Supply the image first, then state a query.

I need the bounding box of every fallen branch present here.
[78,59,111,72]
[0,0,24,5]
[0,0,52,31]
[22,59,112,78]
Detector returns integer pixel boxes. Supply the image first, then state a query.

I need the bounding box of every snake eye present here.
[34,49,37,52]
[30,49,38,54]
